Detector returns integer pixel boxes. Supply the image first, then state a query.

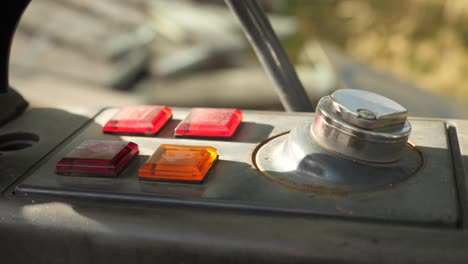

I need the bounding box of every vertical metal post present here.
[225,0,314,112]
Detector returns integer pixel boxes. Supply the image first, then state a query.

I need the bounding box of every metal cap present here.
[331,89,408,129]
[311,89,411,163]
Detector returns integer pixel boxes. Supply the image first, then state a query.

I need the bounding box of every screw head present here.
[357,109,376,120]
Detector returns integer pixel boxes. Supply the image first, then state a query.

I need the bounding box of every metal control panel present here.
[0,104,467,263]
[12,105,458,225]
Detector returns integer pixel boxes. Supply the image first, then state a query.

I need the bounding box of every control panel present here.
[9,90,460,226]
[1,90,468,263]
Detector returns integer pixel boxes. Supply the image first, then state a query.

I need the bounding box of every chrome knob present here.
[311,89,411,163]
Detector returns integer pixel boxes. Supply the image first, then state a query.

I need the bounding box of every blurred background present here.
[9,0,468,118]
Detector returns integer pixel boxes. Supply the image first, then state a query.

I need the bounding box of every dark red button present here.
[56,140,139,177]
[175,108,242,137]
[103,106,172,135]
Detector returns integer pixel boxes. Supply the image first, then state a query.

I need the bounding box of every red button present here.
[56,140,139,177]
[103,106,172,135]
[175,108,242,137]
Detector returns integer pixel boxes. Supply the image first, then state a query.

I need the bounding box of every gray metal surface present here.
[449,118,468,227]
[1,107,468,263]
[15,108,457,225]
[225,0,313,112]
[0,107,95,192]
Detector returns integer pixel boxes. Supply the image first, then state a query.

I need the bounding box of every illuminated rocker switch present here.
[56,140,139,177]
[103,105,172,135]
[138,144,218,182]
[175,108,242,137]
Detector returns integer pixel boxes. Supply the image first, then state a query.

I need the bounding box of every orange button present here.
[138,144,218,182]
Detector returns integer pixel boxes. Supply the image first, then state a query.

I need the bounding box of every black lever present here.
[0,0,30,125]
[0,0,31,93]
